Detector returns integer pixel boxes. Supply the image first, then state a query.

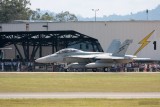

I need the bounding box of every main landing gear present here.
[103,67,111,72]
[91,67,110,72]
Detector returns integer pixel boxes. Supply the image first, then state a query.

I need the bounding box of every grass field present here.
[0,98,159,107]
[0,72,160,92]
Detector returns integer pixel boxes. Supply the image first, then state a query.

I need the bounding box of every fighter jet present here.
[35,39,145,71]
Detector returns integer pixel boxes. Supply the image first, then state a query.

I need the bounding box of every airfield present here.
[0,72,160,107]
[0,72,160,92]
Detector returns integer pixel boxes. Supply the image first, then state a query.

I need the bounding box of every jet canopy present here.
[56,48,83,54]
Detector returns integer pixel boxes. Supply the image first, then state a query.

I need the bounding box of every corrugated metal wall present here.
[0,21,160,60]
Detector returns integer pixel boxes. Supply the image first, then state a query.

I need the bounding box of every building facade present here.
[0,21,160,60]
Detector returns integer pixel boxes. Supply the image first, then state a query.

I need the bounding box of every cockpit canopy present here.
[56,48,83,54]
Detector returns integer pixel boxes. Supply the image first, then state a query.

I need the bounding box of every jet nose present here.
[35,54,59,63]
[35,58,41,63]
[35,57,46,63]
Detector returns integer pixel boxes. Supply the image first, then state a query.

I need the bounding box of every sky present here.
[30,0,160,17]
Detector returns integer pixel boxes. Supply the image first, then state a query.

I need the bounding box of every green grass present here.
[0,72,160,92]
[0,98,159,107]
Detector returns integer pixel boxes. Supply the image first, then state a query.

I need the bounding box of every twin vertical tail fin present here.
[107,39,121,53]
[112,39,133,57]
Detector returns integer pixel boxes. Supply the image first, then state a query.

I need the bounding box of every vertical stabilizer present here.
[112,39,133,57]
[107,39,121,53]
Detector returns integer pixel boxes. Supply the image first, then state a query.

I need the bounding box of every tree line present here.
[0,0,78,23]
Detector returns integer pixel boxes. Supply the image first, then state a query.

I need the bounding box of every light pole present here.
[92,9,99,21]
[146,9,149,20]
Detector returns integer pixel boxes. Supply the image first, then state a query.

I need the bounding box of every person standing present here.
[17,61,21,71]
[1,61,4,71]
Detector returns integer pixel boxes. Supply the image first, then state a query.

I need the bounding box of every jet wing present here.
[66,55,129,63]
[67,54,126,59]
[95,56,125,60]
[65,55,95,63]
[67,55,98,59]
[95,56,130,63]
[133,58,151,60]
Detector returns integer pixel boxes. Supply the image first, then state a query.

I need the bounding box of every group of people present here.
[0,61,34,71]
[0,60,160,72]
[110,62,160,72]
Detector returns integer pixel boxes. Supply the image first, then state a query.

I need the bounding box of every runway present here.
[0,92,160,99]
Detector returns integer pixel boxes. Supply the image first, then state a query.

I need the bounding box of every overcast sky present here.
[30,0,160,17]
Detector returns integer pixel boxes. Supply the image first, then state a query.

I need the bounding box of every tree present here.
[30,8,41,20]
[0,0,32,23]
[30,10,77,22]
[55,11,78,22]
[30,9,54,21]
[0,1,78,22]
[41,12,53,20]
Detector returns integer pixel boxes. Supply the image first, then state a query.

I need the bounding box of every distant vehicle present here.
[35,39,149,71]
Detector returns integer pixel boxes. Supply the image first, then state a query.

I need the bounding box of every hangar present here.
[0,21,160,61]
[0,30,102,62]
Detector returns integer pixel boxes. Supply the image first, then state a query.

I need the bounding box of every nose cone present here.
[35,54,59,63]
[35,57,48,63]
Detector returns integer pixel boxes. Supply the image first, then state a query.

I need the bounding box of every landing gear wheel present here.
[103,67,108,72]
[92,68,97,72]
[64,68,69,72]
